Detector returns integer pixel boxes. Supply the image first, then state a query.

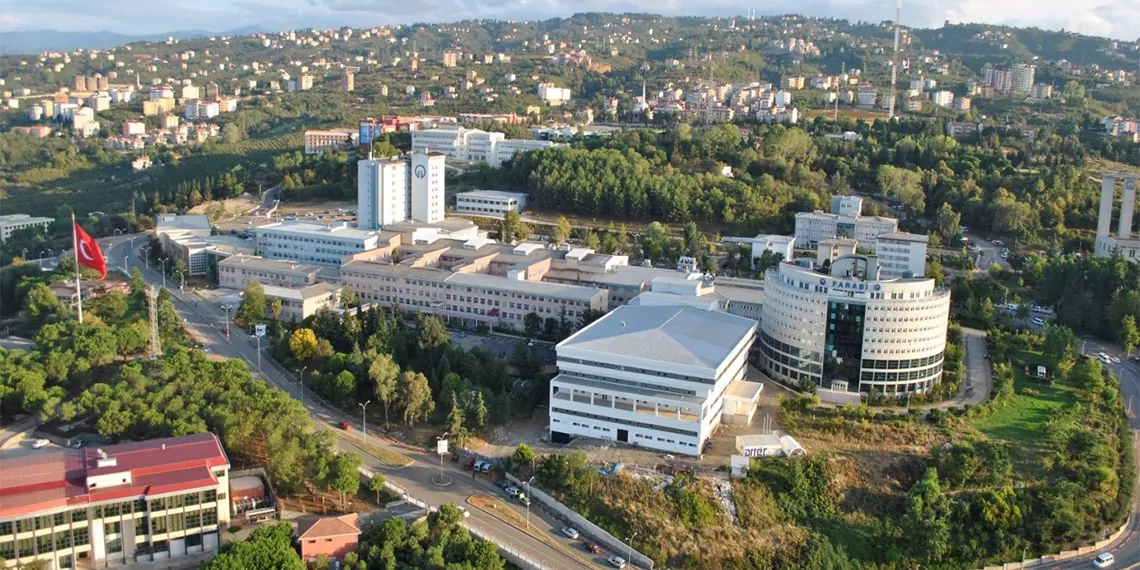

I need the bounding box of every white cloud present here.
[0,0,1136,41]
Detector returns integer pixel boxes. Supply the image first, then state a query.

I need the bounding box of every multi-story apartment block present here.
[410,126,560,167]
[759,254,950,396]
[549,304,761,456]
[874,232,929,278]
[254,222,385,267]
[0,433,231,570]
[793,202,899,248]
[454,190,529,216]
[304,129,359,155]
[357,152,446,229]
[262,282,343,320]
[931,90,954,108]
[1011,64,1035,95]
[340,234,608,332]
[217,255,322,290]
[442,51,459,67]
[0,214,54,242]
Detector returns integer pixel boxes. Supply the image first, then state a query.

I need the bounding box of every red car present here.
[583,542,601,554]
[339,421,352,431]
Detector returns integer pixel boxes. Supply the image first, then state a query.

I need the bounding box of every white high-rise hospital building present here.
[357,152,446,229]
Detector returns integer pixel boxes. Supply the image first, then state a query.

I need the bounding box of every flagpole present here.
[72,213,83,324]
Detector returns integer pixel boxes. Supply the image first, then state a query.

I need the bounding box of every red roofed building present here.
[296,514,361,562]
[0,433,231,570]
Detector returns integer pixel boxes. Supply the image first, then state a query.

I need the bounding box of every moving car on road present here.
[1094,552,1114,568]
[560,527,580,540]
[30,439,49,449]
[583,541,602,554]
[607,555,627,568]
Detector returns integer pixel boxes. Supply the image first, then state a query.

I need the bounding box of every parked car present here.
[339,421,352,431]
[479,461,493,474]
[30,439,50,449]
[1094,552,1115,568]
[583,541,602,554]
[1030,317,1045,326]
[607,556,627,569]
[560,527,580,540]
[495,478,512,489]
[463,457,476,470]
[505,486,521,497]
[473,460,488,472]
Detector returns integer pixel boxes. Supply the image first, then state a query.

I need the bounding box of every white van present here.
[1094,552,1114,568]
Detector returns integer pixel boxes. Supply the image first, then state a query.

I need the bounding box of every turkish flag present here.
[74,220,107,280]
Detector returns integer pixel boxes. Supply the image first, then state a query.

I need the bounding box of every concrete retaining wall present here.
[977,518,1128,569]
[504,473,655,570]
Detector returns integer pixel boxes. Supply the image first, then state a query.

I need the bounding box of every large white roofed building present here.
[550,304,762,456]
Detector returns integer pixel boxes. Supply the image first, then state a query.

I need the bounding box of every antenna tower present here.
[147,285,162,358]
[888,0,903,119]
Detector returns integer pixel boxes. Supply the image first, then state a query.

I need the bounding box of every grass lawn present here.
[972,368,1076,443]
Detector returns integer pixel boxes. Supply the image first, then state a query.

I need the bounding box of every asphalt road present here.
[1035,339,1140,570]
[102,236,611,570]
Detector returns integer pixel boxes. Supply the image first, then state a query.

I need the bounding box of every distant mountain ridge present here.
[0,26,269,55]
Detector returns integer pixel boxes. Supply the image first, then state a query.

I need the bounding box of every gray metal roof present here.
[559,305,757,370]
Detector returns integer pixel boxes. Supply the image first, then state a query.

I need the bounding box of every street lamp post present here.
[296,366,308,409]
[359,401,371,440]
[159,258,169,289]
[21,248,28,261]
[626,532,638,567]
[221,304,233,342]
[113,228,124,237]
[39,249,51,269]
[524,476,535,529]
[142,247,150,270]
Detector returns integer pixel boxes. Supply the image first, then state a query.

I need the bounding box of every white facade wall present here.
[794,213,839,248]
[551,333,753,456]
[357,159,409,229]
[853,217,900,245]
[410,153,446,223]
[455,191,528,216]
[255,224,380,266]
[876,238,927,278]
[0,215,54,242]
[759,262,950,395]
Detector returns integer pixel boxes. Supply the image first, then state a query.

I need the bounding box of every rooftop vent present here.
[96,457,117,468]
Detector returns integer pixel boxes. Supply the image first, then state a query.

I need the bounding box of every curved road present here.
[102,236,610,570]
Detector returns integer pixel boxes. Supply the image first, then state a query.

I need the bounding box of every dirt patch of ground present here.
[188,194,260,220]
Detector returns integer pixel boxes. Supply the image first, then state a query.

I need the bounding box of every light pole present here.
[296,366,308,408]
[625,531,637,567]
[221,304,233,342]
[113,228,124,237]
[177,270,185,292]
[21,248,28,261]
[142,246,150,269]
[39,249,51,269]
[359,401,371,439]
[523,476,535,529]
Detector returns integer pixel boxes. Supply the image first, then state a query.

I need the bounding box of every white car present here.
[505,486,521,497]
[457,506,471,518]
[1098,353,1113,365]
[1094,552,1114,568]
[30,439,50,449]
[1030,317,1045,326]
[607,556,627,569]
[560,527,580,540]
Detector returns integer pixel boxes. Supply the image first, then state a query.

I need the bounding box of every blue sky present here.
[0,0,1137,41]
